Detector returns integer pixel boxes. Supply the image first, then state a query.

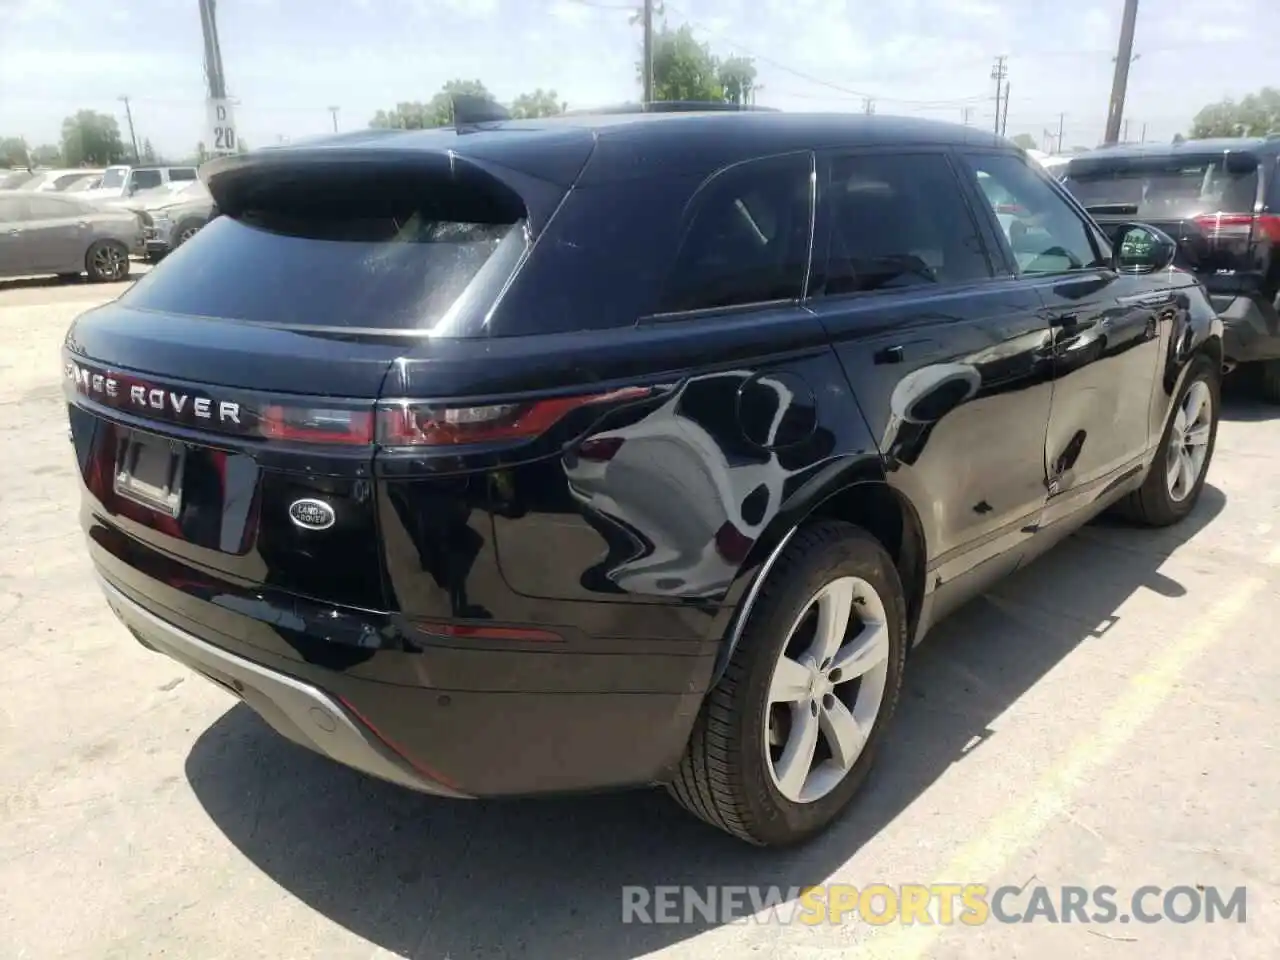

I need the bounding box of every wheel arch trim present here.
[709,458,927,686]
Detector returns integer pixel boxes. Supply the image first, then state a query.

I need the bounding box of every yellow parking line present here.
[857,567,1267,959]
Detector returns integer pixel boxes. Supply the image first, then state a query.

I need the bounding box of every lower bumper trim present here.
[96,573,472,799]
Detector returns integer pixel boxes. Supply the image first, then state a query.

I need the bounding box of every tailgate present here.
[65,304,398,609]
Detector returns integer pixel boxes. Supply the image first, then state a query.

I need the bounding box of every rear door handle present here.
[872,337,936,365]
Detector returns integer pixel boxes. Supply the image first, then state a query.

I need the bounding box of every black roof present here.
[211,111,1011,190]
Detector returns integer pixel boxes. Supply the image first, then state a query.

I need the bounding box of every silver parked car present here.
[78,164,200,203]
[0,192,143,282]
[14,168,105,192]
[138,181,217,260]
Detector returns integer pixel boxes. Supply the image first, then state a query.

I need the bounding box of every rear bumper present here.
[1213,293,1280,364]
[91,540,710,798]
[99,574,470,798]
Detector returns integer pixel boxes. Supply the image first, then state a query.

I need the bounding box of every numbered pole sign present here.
[206,98,238,155]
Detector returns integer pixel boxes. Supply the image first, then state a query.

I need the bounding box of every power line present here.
[662,1,989,106]
[762,88,988,107]
[559,0,638,8]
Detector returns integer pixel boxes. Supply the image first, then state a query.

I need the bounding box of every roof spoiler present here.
[452,94,511,132]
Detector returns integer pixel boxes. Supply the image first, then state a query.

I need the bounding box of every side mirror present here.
[1111,222,1176,274]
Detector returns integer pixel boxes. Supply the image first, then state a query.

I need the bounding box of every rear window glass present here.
[1063,153,1260,218]
[122,207,529,333]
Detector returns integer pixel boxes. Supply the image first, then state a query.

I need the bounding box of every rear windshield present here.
[1063,153,1260,218]
[100,167,128,189]
[122,204,529,333]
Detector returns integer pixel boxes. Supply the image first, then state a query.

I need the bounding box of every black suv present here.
[64,107,1223,847]
[1062,137,1280,398]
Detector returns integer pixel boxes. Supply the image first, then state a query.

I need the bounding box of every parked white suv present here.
[79,165,199,202]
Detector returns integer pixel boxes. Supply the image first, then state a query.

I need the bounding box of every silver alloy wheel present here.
[1166,379,1212,502]
[92,244,126,280]
[764,575,891,804]
[177,225,200,245]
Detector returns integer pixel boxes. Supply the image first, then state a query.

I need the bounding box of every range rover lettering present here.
[64,103,1223,846]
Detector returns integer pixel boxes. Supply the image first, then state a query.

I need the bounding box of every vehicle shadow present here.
[0,274,83,292]
[185,484,1225,960]
[1220,371,1276,421]
[0,266,146,295]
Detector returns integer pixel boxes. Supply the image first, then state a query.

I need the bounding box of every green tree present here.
[30,143,61,165]
[369,79,496,129]
[718,55,758,106]
[647,23,724,102]
[1190,87,1280,138]
[0,136,30,167]
[141,138,157,163]
[1011,133,1038,150]
[425,79,494,126]
[370,101,434,130]
[61,110,127,166]
[510,88,565,119]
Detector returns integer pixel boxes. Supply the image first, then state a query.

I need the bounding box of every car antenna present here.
[452,94,511,133]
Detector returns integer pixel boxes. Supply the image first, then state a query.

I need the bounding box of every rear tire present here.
[667,521,907,846]
[1117,354,1219,527]
[85,240,129,283]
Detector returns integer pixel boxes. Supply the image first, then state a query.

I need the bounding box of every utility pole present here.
[1001,82,1010,137]
[1122,118,1130,142]
[862,97,875,115]
[1057,112,1066,153]
[641,0,654,103]
[962,106,974,126]
[990,56,1008,137]
[328,106,340,132]
[1140,121,1147,142]
[1104,0,1139,144]
[198,0,227,101]
[118,95,139,163]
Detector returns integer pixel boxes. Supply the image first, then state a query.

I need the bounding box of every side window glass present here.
[824,152,992,294]
[168,168,197,182]
[967,153,1104,275]
[131,170,163,191]
[658,152,813,314]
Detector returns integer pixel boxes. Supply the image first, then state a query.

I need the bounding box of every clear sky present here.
[1,0,1274,159]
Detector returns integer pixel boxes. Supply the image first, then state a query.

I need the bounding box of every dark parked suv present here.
[1062,137,1280,398]
[64,106,1223,846]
